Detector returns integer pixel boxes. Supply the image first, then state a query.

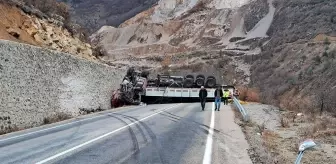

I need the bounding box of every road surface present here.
[0,103,252,164]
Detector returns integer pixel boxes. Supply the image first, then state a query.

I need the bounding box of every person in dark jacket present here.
[214,86,223,111]
[199,86,208,111]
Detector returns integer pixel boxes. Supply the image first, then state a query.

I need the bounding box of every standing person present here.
[223,89,230,105]
[199,86,208,111]
[214,86,223,111]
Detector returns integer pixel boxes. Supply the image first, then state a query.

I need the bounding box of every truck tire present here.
[195,74,205,87]
[185,75,194,81]
[206,76,216,88]
[196,74,205,79]
[184,78,194,88]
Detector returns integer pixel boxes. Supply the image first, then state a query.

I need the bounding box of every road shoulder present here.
[212,105,253,164]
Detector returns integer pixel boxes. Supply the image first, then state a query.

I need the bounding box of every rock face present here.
[90,0,258,85]
[61,0,159,33]
[0,2,94,60]
[92,0,247,56]
[0,40,124,129]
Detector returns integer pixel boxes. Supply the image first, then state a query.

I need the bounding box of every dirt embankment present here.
[0,2,95,60]
[235,103,336,164]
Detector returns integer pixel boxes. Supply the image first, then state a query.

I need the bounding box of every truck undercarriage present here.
[111,67,234,108]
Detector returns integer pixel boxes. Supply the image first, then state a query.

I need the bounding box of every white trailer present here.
[142,85,235,99]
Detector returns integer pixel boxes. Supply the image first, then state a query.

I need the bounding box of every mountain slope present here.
[60,0,159,33]
[0,0,94,60]
[251,0,336,113]
[90,0,265,84]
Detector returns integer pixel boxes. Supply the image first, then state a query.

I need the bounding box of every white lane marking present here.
[0,114,106,143]
[202,102,215,164]
[35,104,181,164]
[0,106,138,143]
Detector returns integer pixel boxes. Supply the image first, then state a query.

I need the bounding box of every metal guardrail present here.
[232,97,249,121]
[294,139,316,164]
[295,151,305,164]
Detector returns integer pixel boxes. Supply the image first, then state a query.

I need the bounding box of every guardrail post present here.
[232,97,249,121]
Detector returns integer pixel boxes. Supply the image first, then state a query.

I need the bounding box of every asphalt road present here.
[0,103,252,164]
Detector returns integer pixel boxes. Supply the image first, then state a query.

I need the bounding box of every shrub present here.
[149,56,164,62]
[43,112,72,125]
[280,116,290,128]
[0,125,19,135]
[238,87,260,102]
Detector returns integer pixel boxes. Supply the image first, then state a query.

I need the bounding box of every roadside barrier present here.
[295,139,316,164]
[232,97,249,121]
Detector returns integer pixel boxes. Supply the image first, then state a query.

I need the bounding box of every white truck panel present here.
[144,87,234,98]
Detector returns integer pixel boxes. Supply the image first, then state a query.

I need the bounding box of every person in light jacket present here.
[223,89,231,105]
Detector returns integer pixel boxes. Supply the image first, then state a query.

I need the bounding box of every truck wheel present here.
[195,78,205,87]
[195,74,205,87]
[206,76,216,88]
[185,74,194,81]
[184,78,194,88]
[196,74,205,79]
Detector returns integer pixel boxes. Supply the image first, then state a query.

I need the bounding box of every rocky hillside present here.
[251,0,336,113]
[0,0,95,60]
[59,0,159,33]
[90,0,336,114]
[90,0,267,84]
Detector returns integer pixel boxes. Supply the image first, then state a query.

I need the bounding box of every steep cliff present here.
[0,0,95,60]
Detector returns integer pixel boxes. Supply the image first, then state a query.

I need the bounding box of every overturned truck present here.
[111,67,234,107]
